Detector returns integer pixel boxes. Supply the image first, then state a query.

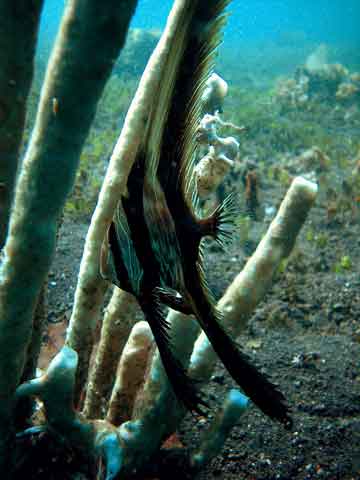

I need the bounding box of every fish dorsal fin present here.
[157,1,231,207]
[143,2,197,183]
[141,1,230,202]
[181,2,231,201]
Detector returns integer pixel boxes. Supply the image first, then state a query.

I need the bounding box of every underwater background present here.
[39,0,360,75]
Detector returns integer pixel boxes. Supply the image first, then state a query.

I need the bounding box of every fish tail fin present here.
[141,295,208,415]
[201,191,238,247]
[195,306,292,427]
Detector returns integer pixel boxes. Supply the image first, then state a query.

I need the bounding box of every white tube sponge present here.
[116,311,200,475]
[66,0,196,401]
[191,389,249,470]
[106,321,154,426]
[16,346,125,480]
[195,146,236,198]
[0,0,44,248]
[190,177,318,380]
[83,290,140,419]
[195,113,241,198]
[201,73,228,114]
[0,0,138,472]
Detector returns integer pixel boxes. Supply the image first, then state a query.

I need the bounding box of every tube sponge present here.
[191,389,249,469]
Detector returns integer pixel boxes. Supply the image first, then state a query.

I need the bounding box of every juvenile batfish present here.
[102,0,292,428]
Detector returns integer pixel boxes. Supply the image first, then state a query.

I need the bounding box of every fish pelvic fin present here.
[102,202,143,295]
[154,287,193,315]
[140,294,208,416]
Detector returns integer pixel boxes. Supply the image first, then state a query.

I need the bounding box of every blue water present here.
[40,1,360,47]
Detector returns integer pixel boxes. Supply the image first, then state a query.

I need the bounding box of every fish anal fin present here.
[193,302,292,427]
